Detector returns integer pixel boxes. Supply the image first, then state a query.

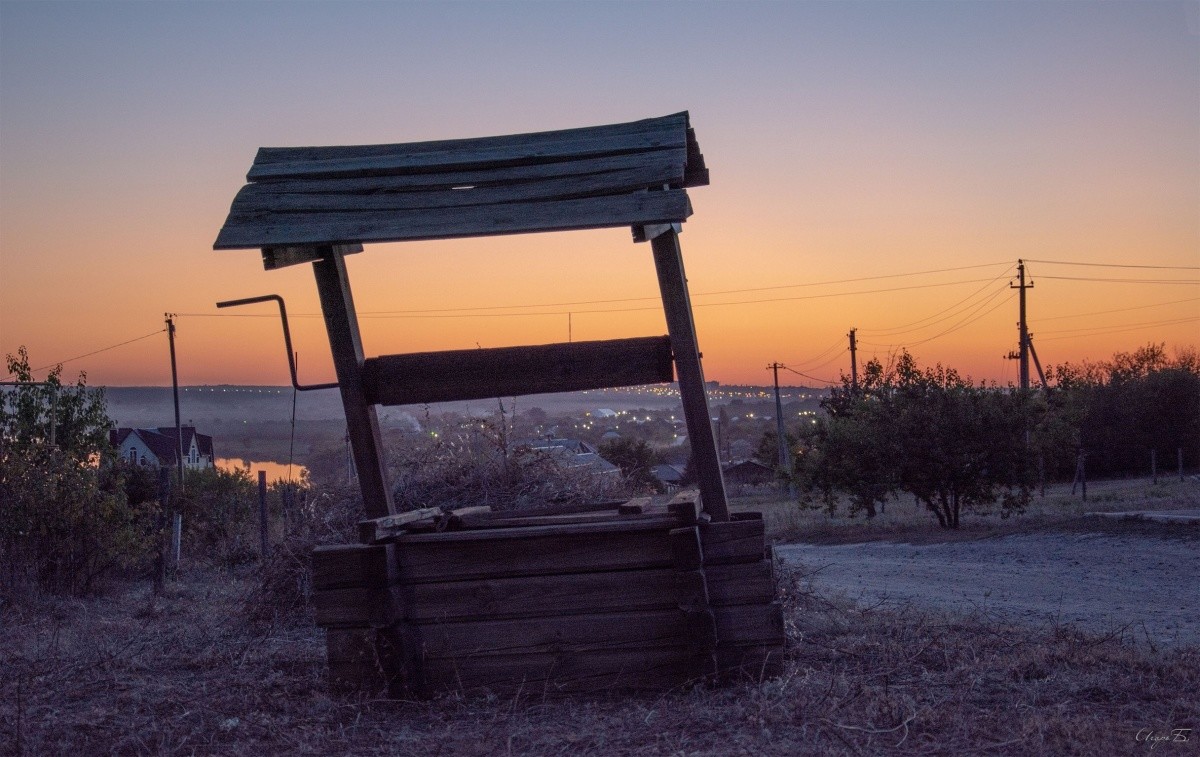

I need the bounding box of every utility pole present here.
[165,314,185,490]
[848,328,859,392]
[768,363,794,492]
[1008,260,1033,391]
[1028,333,1049,392]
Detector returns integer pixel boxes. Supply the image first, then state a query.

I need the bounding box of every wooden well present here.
[213,113,785,694]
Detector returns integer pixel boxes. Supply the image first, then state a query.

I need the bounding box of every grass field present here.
[2,478,1196,755]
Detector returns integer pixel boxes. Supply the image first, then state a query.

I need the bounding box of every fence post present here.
[1152,448,1158,485]
[258,470,269,559]
[172,513,182,571]
[155,467,171,592]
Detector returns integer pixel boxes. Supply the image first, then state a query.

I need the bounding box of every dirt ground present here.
[776,517,1200,648]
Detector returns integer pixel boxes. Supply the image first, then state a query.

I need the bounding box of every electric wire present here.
[857,266,1014,336]
[1034,296,1200,323]
[1037,275,1200,285]
[1036,317,1200,343]
[781,365,839,385]
[2,329,167,381]
[1035,315,1200,337]
[1023,258,1200,271]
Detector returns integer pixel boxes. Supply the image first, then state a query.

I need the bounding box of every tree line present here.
[780,343,1198,529]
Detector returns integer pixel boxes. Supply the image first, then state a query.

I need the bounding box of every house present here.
[110,426,215,470]
[521,438,620,477]
[651,463,685,489]
[722,459,775,486]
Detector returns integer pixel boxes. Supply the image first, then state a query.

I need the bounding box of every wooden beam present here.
[362,336,673,407]
[650,228,730,521]
[311,543,398,590]
[262,242,362,271]
[312,249,394,519]
[214,190,691,249]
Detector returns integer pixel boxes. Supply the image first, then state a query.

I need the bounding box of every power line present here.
[859,290,1015,349]
[1036,316,1200,343]
[179,276,1006,322]
[858,276,1014,338]
[780,364,839,385]
[1036,315,1200,337]
[1024,258,1200,271]
[1038,275,1200,285]
[2,329,167,381]
[787,335,845,368]
[1034,296,1200,323]
[353,260,1014,315]
[858,268,1014,336]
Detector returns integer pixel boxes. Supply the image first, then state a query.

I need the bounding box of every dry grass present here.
[741,477,1200,545]
[2,557,1196,756]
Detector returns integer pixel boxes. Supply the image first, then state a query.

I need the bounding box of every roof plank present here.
[214,190,691,249]
[254,112,687,165]
[232,162,683,214]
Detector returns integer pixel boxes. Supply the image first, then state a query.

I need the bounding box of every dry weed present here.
[1,563,1196,755]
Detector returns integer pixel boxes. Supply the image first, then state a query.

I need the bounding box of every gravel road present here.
[775,526,1200,647]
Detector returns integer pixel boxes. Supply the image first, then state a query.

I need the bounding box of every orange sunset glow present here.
[1,2,1196,389]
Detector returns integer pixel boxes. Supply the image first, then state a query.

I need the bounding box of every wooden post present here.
[312,248,395,518]
[171,513,182,570]
[258,470,269,558]
[1152,448,1158,484]
[649,227,729,522]
[154,467,170,592]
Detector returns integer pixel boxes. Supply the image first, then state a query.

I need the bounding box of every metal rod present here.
[215,294,338,391]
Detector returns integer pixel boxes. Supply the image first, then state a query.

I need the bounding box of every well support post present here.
[649,227,729,521]
[312,248,395,518]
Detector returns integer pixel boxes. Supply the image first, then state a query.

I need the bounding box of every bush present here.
[0,443,159,595]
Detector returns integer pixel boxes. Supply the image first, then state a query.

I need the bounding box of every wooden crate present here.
[312,501,784,696]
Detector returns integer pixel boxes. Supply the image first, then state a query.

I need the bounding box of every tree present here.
[0,348,158,594]
[598,437,664,493]
[796,351,1034,528]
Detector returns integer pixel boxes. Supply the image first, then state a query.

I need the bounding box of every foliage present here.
[796,351,1034,528]
[1,348,159,594]
[1044,344,1200,479]
[598,437,664,493]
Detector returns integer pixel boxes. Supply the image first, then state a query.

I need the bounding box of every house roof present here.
[213,112,707,251]
[110,426,214,465]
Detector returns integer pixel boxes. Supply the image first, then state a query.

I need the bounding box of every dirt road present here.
[775,522,1200,647]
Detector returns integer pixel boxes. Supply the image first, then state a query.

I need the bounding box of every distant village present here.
[102,383,827,491]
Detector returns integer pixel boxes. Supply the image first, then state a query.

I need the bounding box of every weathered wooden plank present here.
[245,153,685,195]
[313,586,403,628]
[666,490,702,522]
[674,569,709,612]
[235,162,683,214]
[255,113,688,165]
[650,227,730,521]
[670,526,703,571]
[311,543,397,590]
[705,560,777,606]
[700,515,766,565]
[361,336,674,407]
[450,510,680,530]
[214,190,692,249]
[358,507,444,544]
[393,521,676,583]
[714,602,786,646]
[617,497,656,515]
[248,118,687,180]
[415,608,689,658]
[262,242,362,271]
[402,567,682,623]
[312,250,394,518]
[419,645,710,694]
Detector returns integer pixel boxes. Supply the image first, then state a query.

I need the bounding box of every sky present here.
[1,0,1197,389]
